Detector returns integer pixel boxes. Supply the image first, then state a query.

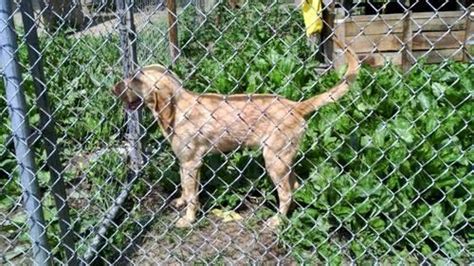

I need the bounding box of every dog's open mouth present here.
[126,99,142,110]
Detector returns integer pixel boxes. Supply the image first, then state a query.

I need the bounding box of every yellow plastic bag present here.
[302,0,323,37]
[211,209,243,222]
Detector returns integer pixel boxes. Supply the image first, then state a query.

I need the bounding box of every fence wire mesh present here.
[0,0,472,264]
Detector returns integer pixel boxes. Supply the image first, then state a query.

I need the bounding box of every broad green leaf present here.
[417,92,432,110]
[432,82,447,97]
[391,118,414,144]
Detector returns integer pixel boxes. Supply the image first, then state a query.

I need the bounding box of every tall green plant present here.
[176,2,473,263]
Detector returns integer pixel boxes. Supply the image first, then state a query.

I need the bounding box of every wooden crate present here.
[331,9,473,70]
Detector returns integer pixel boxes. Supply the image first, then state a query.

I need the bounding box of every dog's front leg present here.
[170,168,189,209]
[175,160,202,228]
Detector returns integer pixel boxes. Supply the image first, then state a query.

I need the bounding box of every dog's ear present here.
[154,89,175,135]
[113,78,143,96]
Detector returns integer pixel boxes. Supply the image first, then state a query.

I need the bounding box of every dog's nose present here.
[112,85,121,96]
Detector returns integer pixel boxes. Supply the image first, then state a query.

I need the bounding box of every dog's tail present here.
[295,38,358,117]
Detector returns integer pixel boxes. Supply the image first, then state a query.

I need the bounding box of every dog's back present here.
[172,91,304,153]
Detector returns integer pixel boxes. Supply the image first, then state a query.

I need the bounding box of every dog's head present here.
[112,66,181,134]
[112,78,145,111]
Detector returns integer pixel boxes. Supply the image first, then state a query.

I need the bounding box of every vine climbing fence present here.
[0,0,472,264]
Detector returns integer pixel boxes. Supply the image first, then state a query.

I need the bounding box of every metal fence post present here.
[19,0,77,263]
[81,0,143,263]
[117,0,142,174]
[0,0,51,264]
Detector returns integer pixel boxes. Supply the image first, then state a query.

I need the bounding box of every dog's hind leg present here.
[262,139,299,229]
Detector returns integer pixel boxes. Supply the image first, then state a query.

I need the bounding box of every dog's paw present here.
[170,197,186,209]
[292,180,300,190]
[265,216,281,230]
[175,217,193,228]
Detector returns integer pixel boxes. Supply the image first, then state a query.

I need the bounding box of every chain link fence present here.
[1,0,472,264]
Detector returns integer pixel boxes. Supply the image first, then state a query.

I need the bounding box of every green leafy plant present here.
[282,62,472,263]
[174,2,473,264]
[0,1,471,264]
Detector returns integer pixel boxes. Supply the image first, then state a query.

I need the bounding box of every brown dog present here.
[113,38,358,228]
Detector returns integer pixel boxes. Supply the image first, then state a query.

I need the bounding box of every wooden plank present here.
[345,14,467,37]
[414,48,464,63]
[358,48,464,67]
[358,52,402,67]
[411,16,467,32]
[411,11,465,19]
[347,10,465,23]
[412,31,465,50]
[347,31,465,53]
[345,19,403,36]
[347,33,403,53]
[348,12,403,22]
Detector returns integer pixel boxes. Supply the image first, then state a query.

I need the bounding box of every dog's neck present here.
[137,72,184,99]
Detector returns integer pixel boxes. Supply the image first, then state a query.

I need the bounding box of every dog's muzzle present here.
[126,99,142,110]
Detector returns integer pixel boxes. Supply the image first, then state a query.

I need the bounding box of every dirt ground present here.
[123,211,295,264]
[10,2,170,38]
[109,185,294,265]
